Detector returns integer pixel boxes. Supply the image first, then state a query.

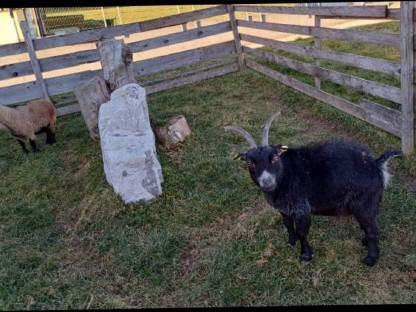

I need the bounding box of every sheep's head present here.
[225,112,285,192]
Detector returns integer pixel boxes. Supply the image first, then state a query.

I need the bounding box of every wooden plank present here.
[141,58,237,86]
[1,22,232,79]
[0,7,228,57]
[39,49,99,73]
[1,10,226,57]
[0,42,26,58]
[0,80,44,106]
[139,5,227,32]
[234,5,388,18]
[129,21,231,53]
[0,42,235,106]
[0,60,33,80]
[57,104,80,117]
[33,23,141,52]
[0,69,101,106]
[388,8,400,20]
[246,59,401,137]
[146,62,239,94]
[358,99,402,137]
[245,47,401,103]
[401,1,415,154]
[314,15,321,90]
[20,21,50,101]
[238,20,400,48]
[240,34,400,77]
[0,49,99,80]
[226,4,245,69]
[133,41,236,76]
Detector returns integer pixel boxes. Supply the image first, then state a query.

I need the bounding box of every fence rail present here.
[0,3,415,154]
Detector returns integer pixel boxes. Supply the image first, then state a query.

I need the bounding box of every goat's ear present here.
[271,145,282,163]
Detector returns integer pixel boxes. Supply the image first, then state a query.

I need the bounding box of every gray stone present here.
[98,83,163,203]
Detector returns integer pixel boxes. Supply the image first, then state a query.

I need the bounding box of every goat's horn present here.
[224,125,257,149]
[261,111,281,146]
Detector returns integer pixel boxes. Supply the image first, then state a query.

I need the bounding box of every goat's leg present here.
[360,224,368,247]
[355,213,380,266]
[16,139,29,153]
[294,201,313,262]
[281,213,297,247]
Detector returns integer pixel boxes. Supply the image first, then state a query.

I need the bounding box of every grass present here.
[1,22,416,309]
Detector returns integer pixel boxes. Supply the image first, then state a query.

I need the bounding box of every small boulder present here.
[155,115,192,148]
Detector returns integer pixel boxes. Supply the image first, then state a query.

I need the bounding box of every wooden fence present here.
[0,3,415,154]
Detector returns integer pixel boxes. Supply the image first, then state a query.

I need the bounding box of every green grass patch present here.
[1,21,415,309]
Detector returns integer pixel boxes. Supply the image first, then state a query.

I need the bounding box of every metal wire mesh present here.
[35,6,216,36]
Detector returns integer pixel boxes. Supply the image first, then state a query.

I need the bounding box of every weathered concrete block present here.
[155,115,192,148]
[98,83,163,203]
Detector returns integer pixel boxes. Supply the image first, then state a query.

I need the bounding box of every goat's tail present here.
[375,150,403,167]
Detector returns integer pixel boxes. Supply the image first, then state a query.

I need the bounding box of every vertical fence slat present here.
[400,1,415,155]
[227,4,245,69]
[20,20,50,102]
[314,15,321,89]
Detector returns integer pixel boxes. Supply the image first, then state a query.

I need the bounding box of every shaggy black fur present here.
[238,139,402,266]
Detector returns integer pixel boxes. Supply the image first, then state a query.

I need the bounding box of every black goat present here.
[225,112,402,266]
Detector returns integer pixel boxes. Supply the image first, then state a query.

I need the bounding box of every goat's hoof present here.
[362,255,378,266]
[288,237,297,247]
[299,252,313,262]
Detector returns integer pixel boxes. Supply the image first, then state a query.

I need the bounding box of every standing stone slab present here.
[74,76,110,141]
[98,83,163,203]
[97,39,136,92]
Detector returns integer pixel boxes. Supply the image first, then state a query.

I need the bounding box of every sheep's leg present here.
[16,139,29,153]
[355,214,380,266]
[294,200,313,262]
[281,213,297,246]
[29,139,39,152]
[45,127,56,144]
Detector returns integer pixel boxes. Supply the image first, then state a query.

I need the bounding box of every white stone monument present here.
[98,83,163,203]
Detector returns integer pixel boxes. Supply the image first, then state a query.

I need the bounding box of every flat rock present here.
[98,83,163,203]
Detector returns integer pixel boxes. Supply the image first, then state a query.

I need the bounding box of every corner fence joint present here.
[227,4,245,70]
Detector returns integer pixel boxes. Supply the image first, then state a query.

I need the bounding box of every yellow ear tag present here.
[233,153,241,160]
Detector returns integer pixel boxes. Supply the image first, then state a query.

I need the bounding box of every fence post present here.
[314,15,321,90]
[20,20,50,102]
[101,7,107,27]
[116,6,123,25]
[400,1,415,155]
[227,4,245,70]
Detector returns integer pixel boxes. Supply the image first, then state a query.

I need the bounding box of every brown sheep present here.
[0,99,57,153]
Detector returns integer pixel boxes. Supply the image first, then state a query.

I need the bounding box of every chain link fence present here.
[34,6,215,36]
